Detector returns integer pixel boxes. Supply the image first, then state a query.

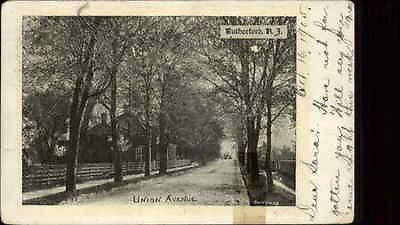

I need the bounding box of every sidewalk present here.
[232,159,250,205]
[23,163,198,202]
[274,178,295,195]
[259,170,295,196]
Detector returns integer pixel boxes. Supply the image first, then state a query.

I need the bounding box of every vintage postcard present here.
[1,1,355,224]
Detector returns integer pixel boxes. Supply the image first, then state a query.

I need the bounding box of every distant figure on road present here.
[223,153,232,160]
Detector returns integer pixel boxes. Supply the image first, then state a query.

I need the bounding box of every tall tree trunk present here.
[79,98,96,162]
[66,77,87,194]
[158,73,168,175]
[265,102,274,192]
[66,119,80,193]
[111,72,122,183]
[237,137,245,166]
[246,117,259,184]
[236,120,246,167]
[66,17,101,194]
[246,126,252,174]
[240,141,247,167]
[144,78,152,176]
[238,47,260,182]
[65,75,93,193]
[144,128,151,176]
[159,108,168,174]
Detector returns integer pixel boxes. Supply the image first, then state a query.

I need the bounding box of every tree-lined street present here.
[23,16,296,205]
[62,158,249,205]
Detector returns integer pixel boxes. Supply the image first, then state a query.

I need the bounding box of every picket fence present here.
[23,159,192,192]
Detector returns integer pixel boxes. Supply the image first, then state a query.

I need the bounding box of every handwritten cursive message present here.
[297,1,354,223]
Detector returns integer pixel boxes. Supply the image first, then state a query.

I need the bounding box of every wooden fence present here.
[23,159,192,192]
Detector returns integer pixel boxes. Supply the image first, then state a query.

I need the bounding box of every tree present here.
[95,17,149,182]
[196,17,296,185]
[123,49,156,176]
[64,18,110,193]
[120,17,162,176]
[24,17,113,194]
[157,75,225,164]
[110,17,224,175]
[22,90,70,163]
[126,17,202,174]
[196,16,263,183]
[259,17,296,192]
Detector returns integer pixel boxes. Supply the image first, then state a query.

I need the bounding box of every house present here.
[82,102,151,163]
[56,101,189,164]
[116,112,154,162]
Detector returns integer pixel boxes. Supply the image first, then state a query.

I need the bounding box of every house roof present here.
[116,112,145,130]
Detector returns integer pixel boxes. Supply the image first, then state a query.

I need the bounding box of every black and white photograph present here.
[2,1,358,224]
[21,16,296,206]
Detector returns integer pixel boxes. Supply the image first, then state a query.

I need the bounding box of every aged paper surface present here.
[1,1,354,224]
